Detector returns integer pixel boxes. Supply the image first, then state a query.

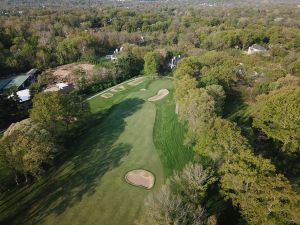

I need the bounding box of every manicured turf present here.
[152,83,194,177]
[0,77,192,225]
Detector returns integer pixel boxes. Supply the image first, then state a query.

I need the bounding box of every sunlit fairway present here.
[0,77,193,225]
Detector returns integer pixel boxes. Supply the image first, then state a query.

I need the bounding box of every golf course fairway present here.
[0,77,193,225]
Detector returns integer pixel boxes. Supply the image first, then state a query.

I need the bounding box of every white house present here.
[247,44,267,55]
[105,47,123,61]
[169,55,182,69]
[14,89,31,102]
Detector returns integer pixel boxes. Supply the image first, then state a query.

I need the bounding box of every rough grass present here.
[0,77,192,225]
[152,85,194,177]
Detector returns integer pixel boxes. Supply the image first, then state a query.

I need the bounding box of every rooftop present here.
[16,89,30,102]
[0,69,38,91]
[0,79,11,90]
[4,74,30,89]
[0,74,30,90]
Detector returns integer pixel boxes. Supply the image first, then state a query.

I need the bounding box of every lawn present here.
[0,77,192,225]
[152,84,194,177]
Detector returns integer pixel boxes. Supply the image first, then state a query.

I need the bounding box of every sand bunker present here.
[128,78,144,86]
[125,169,155,189]
[148,89,169,102]
[140,88,147,91]
[101,93,113,98]
[111,85,126,93]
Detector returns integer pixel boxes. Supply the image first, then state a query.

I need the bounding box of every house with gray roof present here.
[0,69,39,91]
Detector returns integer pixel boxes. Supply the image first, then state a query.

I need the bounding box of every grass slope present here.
[0,77,192,225]
[152,84,194,177]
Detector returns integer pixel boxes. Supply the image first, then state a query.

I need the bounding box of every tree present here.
[60,92,90,132]
[30,92,89,137]
[174,74,198,104]
[56,34,97,64]
[171,163,216,205]
[0,119,56,184]
[205,85,226,115]
[179,88,216,145]
[202,60,237,90]
[0,88,24,129]
[174,56,203,81]
[30,91,64,135]
[116,53,143,80]
[194,117,250,165]
[272,75,300,89]
[142,185,193,225]
[141,163,215,225]
[29,82,42,99]
[252,87,300,153]
[0,134,23,185]
[144,51,163,75]
[220,149,300,225]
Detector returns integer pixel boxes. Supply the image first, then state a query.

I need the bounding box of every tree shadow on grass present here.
[0,98,145,225]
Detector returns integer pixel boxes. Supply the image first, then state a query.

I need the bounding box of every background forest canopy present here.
[1,0,300,8]
[0,2,299,77]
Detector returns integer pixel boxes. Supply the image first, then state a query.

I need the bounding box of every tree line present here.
[0,6,299,77]
[0,91,89,187]
[142,55,300,225]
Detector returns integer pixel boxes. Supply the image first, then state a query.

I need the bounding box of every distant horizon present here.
[1,0,300,8]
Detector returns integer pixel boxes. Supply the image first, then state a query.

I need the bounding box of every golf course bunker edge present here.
[148,89,169,102]
[125,169,155,189]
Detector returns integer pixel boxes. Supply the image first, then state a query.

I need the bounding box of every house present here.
[105,54,114,59]
[105,47,123,61]
[247,44,267,55]
[16,89,31,102]
[140,36,145,44]
[169,55,182,69]
[0,68,39,91]
[7,89,31,103]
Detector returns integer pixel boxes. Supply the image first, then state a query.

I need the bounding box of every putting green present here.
[0,77,193,225]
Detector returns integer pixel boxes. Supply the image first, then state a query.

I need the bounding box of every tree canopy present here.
[0,119,56,184]
[253,87,300,153]
[30,92,89,137]
[143,51,163,75]
[220,149,300,225]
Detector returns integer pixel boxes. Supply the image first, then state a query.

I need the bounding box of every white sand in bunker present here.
[111,85,126,93]
[101,92,114,99]
[148,89,169,102]
[125,169,155,189]
[128,78,144,86]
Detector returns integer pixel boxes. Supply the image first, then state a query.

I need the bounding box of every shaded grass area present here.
[0,98,148,225]
[152,85,194,177]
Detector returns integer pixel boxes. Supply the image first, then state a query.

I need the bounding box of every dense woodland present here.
[0,2,300,225]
